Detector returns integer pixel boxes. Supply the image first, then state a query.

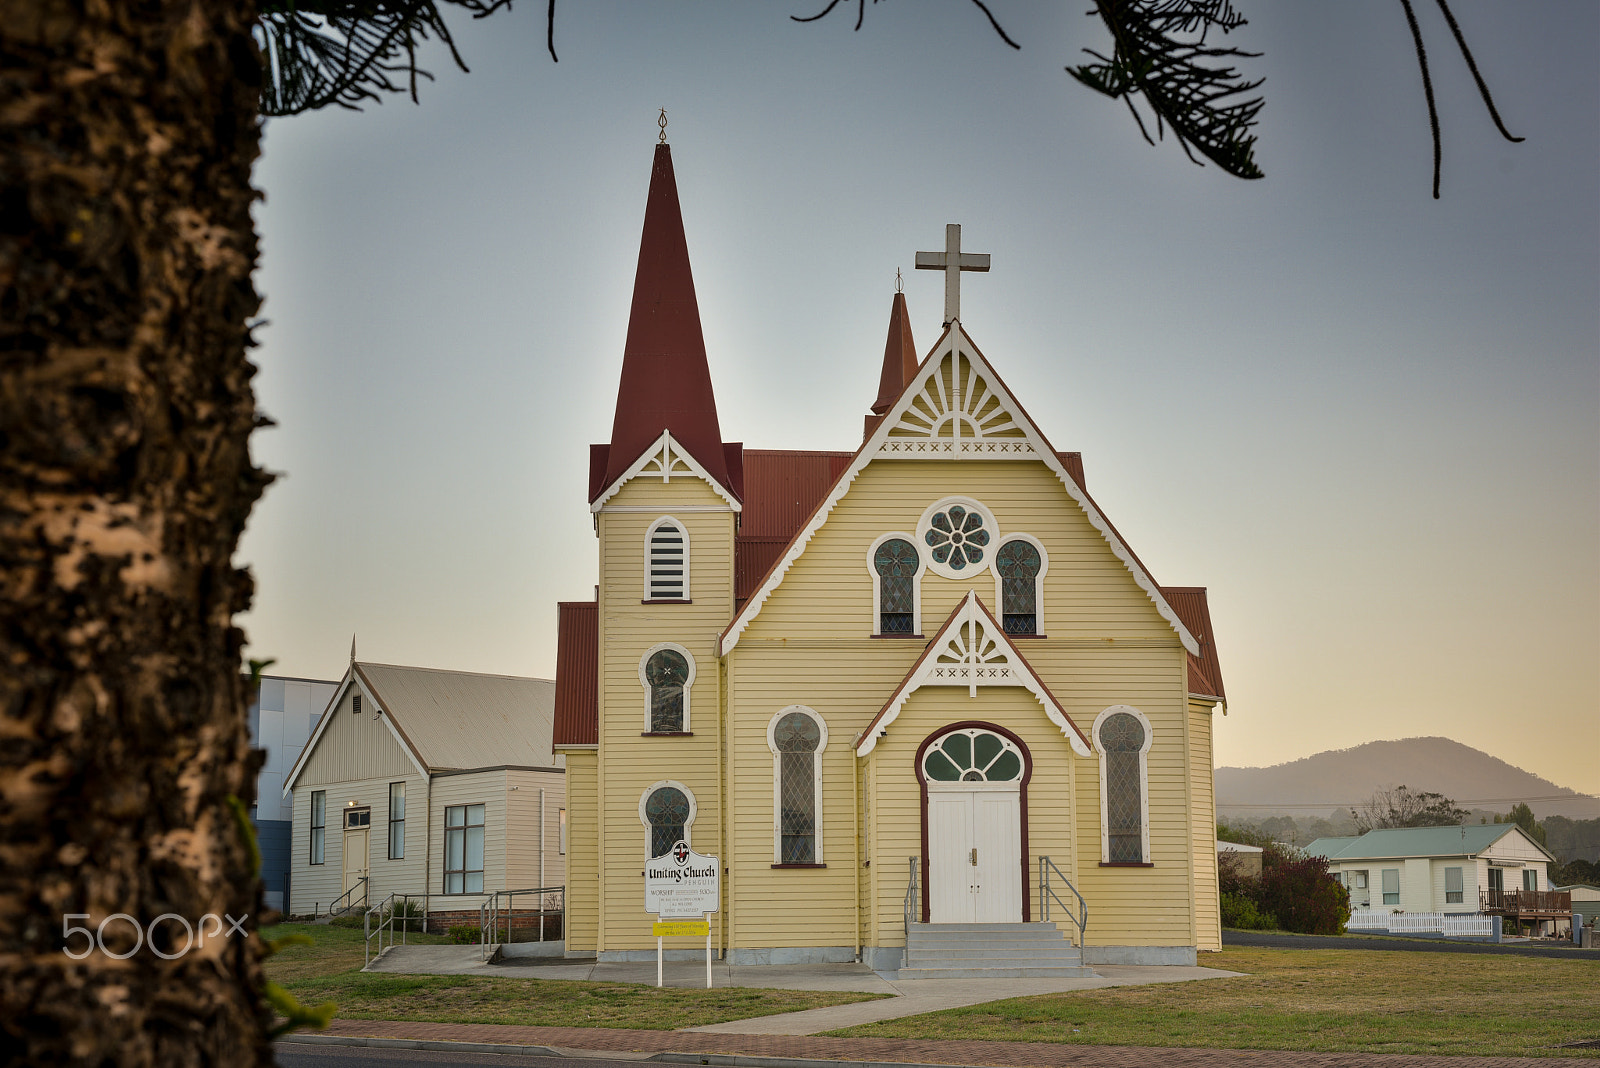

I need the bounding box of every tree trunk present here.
[1,0,272,1063]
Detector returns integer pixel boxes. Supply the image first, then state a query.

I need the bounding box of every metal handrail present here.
[1039,856,1087,946]
[327,876,368,917]
[903,856,919,940]
[478,885,565,961]
[363,891,421,966]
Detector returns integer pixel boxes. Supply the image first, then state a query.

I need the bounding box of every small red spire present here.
[595,143,733,501]
[871,290,918,415]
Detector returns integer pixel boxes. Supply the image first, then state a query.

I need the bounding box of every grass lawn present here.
[828,946,1600,1058]
[264,923,885,1030]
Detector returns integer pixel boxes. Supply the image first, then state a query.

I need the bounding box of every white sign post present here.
[644,840,720,988]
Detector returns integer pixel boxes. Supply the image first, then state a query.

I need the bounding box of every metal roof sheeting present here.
[1306,825,1554,862]
[552,602,599,746]
[353,662,558,771]
[1162,586,1226,702]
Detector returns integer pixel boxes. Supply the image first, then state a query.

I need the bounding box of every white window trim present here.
[638,779,698,858]
[866,531,924,636]
[766,706,829,865]
[1093,704,1153,865]
[991,532,1048,634]
[638,642,696,733]
[644,515,691,601]
[916,496,999,580]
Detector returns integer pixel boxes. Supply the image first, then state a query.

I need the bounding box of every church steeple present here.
[594,141,733,501]
[871,288,918,415]
[864,287,918,441]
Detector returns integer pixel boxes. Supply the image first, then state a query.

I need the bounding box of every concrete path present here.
[363,946,1242,1036]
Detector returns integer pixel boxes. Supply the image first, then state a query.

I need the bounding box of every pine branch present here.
[1069,0,1264,180]
[793,0,1020,49]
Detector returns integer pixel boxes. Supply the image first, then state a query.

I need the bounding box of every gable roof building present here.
[555,139,1227,973]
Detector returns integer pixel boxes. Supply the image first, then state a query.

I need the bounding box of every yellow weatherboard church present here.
[552,140,1226,973]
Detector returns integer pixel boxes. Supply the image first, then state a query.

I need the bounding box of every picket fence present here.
[1345,910,1493,937]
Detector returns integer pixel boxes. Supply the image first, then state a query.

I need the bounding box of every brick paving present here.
[312,1019,1577,1067]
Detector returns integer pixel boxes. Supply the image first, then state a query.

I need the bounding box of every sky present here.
[241,1,1599,801]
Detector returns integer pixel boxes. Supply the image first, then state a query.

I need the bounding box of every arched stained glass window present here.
[874,539,918,634]
[996,540,1041,635]
[1099,711,1146,863]
[920,728,1024,784]
[645,648,690,732]
[773,710,824,863]
[644,785,691,859]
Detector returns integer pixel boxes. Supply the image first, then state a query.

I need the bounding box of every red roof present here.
[871,292,918,415]
[552,601,598,745]
[734,450,853,603]
[595,143,735,502]
[1161,586,1227,702]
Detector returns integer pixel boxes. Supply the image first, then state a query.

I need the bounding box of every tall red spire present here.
[871,290,918,415]
[595,143,732,500]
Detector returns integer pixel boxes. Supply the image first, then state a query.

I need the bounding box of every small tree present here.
[1495,803,1548,847]
[1256,846,1350,936]
[1352,785,1468,832]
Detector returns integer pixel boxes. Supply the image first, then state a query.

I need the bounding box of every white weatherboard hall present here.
[283,661,565,920]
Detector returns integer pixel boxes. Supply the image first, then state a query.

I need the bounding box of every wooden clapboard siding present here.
[563,753,599,951]
[296,687,416,786]
[288,773,427,914]
[1189,699,1220,951]
[738,460,1177,644]
[504,769,567,890]
[431,769,508,901]
[594,475,734,951]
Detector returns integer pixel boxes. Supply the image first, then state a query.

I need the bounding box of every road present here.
[1223,929,1600,959]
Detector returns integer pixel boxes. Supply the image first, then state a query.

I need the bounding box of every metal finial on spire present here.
[350,633,356,663]
[895,268,903,293]
[658,108,668,143]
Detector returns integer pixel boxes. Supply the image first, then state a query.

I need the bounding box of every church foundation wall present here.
[1082,945,1198,966]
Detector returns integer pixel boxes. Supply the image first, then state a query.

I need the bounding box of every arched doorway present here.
[916,723,1031,923]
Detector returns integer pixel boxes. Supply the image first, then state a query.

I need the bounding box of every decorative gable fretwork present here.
[855,591,1091,757]
[878,340,1036,459]
[592,429,742,513]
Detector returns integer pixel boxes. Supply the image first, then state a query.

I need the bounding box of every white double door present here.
[927,784,1022,923]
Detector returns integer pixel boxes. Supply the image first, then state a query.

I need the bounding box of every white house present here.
[283,661,564,919]
[1306,825,1556,916]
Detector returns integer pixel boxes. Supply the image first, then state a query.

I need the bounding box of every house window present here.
[1382,868,1399,905]
[388,782,405,860]
[873,538,918,634]
[994,537,1044,635]
[1354,870,1368,890]
[646,517,689,600]
[310,791,326,864]
[444,803,485,894]
[768,707,828,864]
[1445,866,1463,904]
[558,808,567,856]
[640,644,694,732]
[343,807,370,829]
[1095,706,1151,864]
[639,781,695,859]
[1488,867,1504,894]
[1522,869,1537,892]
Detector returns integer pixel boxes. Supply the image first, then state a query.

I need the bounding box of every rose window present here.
[923,504,990,570]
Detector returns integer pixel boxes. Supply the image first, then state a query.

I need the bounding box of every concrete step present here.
[906,946,1083,961]
[897,964,1098,979]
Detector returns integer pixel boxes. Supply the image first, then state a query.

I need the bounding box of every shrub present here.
[1220,891,1275,930]
[446,924,481,944]
[1255,846,1350,935]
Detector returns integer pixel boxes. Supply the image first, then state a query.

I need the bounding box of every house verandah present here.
[552,139,1228,972]
[283,661,566,930]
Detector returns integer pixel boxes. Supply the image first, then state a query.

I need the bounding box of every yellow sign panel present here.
[653,920,709,937]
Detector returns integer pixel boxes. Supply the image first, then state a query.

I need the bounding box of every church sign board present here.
[644,841,720,918]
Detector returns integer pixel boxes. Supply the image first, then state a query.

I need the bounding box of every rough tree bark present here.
[1,0,273,1063]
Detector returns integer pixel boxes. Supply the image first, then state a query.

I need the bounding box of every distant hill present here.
[1217,737,1596,820]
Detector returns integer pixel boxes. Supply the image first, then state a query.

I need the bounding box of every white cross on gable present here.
[915,223,990,326]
